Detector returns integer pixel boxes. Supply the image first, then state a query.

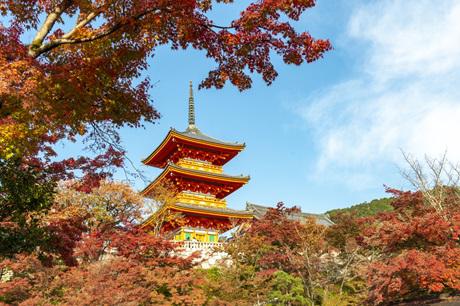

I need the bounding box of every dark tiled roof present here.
[246,202,334,226]
[168,162,250,181]
[141,202,253,228]
[174,202,253,217]
[174,127,245,147]
[141,163,249,199]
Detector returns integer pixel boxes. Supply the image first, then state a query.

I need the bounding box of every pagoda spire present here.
[188,80,196,129]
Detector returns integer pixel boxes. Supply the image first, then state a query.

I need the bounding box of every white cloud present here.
[300,0,460,189]
[349,1,460,80]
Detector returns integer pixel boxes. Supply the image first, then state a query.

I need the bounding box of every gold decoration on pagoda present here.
[176,158,223,174]
[141,81,252,243]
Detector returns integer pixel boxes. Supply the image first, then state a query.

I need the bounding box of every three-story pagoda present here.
[141,82,253,242]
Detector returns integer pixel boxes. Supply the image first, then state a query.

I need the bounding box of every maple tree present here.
[360,156,460,305]
[361,188,460,305]
[44,180,147,265]
[208,203,358,305]
[1,4,332,299]
[0,180,206,305]
[0,179,147,263]
[3,176,458,305]
[0,0,331,193]
[53,180,145,231]
[323,213,369,304]
[0,240,205,305]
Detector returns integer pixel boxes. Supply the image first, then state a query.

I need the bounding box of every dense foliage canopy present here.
[1,179,460,305]
[0,3,331,297]
[0,0,331,193]
[327,197,394,223]
[1,1,459,305]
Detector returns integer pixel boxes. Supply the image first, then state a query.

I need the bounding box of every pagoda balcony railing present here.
[175,191,227,208]
[177,158,223,174]
[176,241,224,250]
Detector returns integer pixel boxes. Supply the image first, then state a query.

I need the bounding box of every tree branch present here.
[29,4,234,59]
[30,7,165,58]
[61,11,101,40]
[28,0,72,57]
[209,24,236,30]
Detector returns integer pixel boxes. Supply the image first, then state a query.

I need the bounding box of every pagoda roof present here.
[142,127,245,168]
[246,202,334,227]
[179,126,245,147]
[172,202,253,218]
[141,202,253,228]
[141,163,250,198]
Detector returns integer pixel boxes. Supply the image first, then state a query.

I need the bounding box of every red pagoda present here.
[141,82,253,242]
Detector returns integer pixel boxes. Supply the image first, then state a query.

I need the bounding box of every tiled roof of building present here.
[246,202,334,226]
[141,163,250,197]
[173,126,245,148]
[167,162,249,181]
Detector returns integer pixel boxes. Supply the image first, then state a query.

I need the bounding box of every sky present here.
[53,0,460,213]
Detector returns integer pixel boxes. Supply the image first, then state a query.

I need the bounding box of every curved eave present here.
[171,204,254,219]
[141,164,250,197]
[142,129,245,167]
[141,204,253,228]
[174,129,245,149]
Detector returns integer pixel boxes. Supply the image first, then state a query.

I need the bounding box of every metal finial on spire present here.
[188,80,196,128]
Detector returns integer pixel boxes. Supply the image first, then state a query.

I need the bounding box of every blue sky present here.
[54,0,460,213]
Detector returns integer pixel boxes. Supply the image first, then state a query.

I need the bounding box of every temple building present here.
[246,202,334,226]
[141,82,253,243]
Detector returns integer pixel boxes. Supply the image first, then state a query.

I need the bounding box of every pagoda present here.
[141,82,253,243]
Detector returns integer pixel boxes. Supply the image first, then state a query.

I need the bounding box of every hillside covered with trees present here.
[327,197,394,223]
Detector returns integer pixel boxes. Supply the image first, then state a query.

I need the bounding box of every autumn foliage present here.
[0,181,204,305]
[0,0,331,193]
[0,2,334,304]
[1,178,460,305]
[362,188,460,304]
[204,203,359,305]
[2,2,460,302]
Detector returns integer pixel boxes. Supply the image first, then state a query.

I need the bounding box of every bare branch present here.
[400,150,428,191]
[400,150,460,219]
